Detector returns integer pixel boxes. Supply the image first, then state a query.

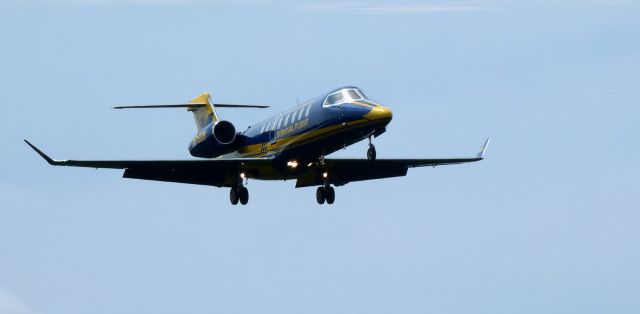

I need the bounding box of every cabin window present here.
[323,88,366,107]
[326,92,344,105]
[305,104,311,117]
[345,89,361,101]
[355,89,367,99]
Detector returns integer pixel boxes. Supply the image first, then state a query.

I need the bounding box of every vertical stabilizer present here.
[190,92,219,130]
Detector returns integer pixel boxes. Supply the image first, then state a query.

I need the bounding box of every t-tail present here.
[113,92,269,156]
[189,92,217,130]
[114,92,268,131]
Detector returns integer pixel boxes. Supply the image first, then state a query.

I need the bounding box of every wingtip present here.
[24,139,56,165]
[477,137,491,159]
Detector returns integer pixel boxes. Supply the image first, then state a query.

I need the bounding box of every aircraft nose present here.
[364,105,393,121]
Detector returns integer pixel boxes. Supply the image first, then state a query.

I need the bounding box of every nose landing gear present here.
[367,136,377,161]
[367,144,376,161]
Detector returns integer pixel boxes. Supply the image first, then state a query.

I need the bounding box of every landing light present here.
[240,172,246,179]
[287,160,299,168]
[323,172,328,178]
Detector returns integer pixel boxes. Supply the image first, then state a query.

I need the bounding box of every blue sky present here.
[1,0,639,313]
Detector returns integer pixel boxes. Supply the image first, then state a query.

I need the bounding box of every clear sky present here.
[1,0,639,313]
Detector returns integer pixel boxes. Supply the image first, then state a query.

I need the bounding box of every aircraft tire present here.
[316,187,326,204]
[239,186,249,205]
[325,186,335,204]
[367,145,376,161]
[230,187,239,205]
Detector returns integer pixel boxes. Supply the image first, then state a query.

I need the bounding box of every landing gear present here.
[316,187,325,204]
[239,186,249,205]
[325,186,335,204]
[367,136,377,161]
[230,185,249,205]
[367,144,376,161]
[316,186,335,205]
[230,187,239,205]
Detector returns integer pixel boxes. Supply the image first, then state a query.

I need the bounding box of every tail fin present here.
[189,92,218,130]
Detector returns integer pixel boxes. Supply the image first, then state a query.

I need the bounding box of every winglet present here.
[477,137,491,159]
[24,140,57,165]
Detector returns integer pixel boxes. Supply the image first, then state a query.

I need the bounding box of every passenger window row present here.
[259,104,312,134]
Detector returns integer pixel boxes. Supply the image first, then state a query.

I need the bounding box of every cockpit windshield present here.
[323,88,367,107]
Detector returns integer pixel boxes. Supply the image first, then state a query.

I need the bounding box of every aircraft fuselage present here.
[188,87,393,179]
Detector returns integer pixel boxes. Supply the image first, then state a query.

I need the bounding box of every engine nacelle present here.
[212,120,237,144]
[189,120,242,158]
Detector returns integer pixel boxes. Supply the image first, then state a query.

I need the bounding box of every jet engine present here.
[189,120,243,158]
[212,120,237,144]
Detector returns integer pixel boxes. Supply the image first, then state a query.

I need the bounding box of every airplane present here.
[25,86,490,205]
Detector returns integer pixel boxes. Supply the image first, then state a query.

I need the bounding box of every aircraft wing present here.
[26,137,490,188]
[24,140,271,187]
[295,138,490,187]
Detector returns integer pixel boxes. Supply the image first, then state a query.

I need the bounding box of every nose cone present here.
[364,105,393,122]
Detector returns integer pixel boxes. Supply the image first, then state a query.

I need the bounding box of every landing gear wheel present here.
[239,186,249,205]
[229,187,239,205]
[367,144,377,161]
[316,187,326,204]
[325,186,335,204]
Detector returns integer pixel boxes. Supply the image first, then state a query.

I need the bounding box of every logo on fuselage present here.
[276,118,310,139]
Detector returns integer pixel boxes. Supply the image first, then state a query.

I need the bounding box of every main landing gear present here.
[316,185,335,205]
[230,185,249,205]
[367,136,377,161]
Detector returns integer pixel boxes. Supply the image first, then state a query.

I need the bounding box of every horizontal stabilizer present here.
[213,104,270,108]
[113,103,269,110]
